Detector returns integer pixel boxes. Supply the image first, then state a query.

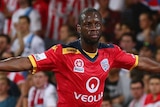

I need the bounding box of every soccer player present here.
[0,8,160,107]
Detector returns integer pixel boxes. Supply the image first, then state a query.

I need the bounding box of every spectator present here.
[114,22,135,44]
[122,0,151,33]
[143,72,153,94]
[45,0,74,41]
[59,24,78,44]
[144,75,160,106]
[28,71,57,107]
[11,16,45,57]
[114,23,122,44]
[137,12,155,45]
[129,79,146,107]
[119,32,137,54]
[139,43,154,59]
[97,0,121,40]
[101,92,112,107]
[0,0,18,35]
[0,75,18,107]
[11,0,42,36]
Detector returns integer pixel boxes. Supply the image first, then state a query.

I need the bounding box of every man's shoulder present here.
[60,40,81,54]
[46,83,56,91]
[98,43,116,50]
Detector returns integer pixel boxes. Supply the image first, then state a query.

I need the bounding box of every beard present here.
[82,35,101,45]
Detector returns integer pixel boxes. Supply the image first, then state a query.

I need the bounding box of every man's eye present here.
[96,23,101,26]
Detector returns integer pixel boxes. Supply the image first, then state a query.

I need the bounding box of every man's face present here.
[33,72,48,88]
[120,36,135,52]
[18,18,30,33]
[149,78,160,95]
[130,82,144,99]
[0,37,8,54]
[78,12,102,45]
[139,14,151,30]
[0,79,9,95]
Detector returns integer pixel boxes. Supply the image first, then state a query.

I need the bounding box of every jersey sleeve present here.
[28,45,62,74]
[112,45,138,70]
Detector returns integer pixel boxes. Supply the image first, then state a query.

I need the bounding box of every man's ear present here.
[77,24,81,34]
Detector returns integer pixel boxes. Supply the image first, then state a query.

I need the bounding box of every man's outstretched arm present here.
[136,56,160,72]
[0,57,32,72]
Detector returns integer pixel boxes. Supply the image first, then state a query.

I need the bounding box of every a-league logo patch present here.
[73,59,84,73]
[34,53,47,61]
[100,59,110,72]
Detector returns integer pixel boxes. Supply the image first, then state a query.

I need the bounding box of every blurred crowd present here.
[0,0,160,107]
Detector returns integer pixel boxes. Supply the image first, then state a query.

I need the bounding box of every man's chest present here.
[60,54,113,76]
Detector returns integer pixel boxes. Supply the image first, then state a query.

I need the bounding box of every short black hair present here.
[130,79,144,88]
[149,74,160,81]
[140,12,153,21]
[0,34,11,44]
[120,32,137,43]
[19,15,31,24]
[78,8,102,24]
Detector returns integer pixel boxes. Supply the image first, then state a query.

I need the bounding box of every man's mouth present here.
[90,34,99,38]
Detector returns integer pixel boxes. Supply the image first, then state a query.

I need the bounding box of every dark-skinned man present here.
[0,8,160,107]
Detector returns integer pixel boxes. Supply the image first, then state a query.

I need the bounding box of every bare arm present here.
[136,57,160,73]
[0,57,32,72]
[14,33,24,56]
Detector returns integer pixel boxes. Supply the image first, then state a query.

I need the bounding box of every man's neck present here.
[153,94,158,101]
[80,40,98,53]
[0,93,9,102]
[21,31,30,37]
[135,94,145,101]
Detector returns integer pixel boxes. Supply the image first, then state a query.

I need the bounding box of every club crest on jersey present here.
[73,59,84,73]
[101,59,110,72]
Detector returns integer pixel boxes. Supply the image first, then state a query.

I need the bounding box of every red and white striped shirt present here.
[1,0,19,35]
[45,0,74,40]
[7,72,25,85]
[28,83,57,107]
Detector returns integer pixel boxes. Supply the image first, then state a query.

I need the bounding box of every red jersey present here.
[144,94,160,107]
[28,40,138,107]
